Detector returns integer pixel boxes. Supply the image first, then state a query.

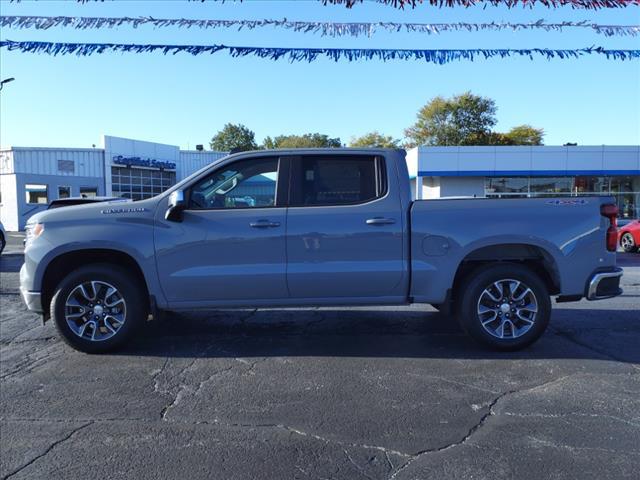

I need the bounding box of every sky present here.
[0,0,639,150]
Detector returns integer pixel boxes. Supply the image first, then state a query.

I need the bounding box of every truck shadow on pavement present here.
[116,305,640,364]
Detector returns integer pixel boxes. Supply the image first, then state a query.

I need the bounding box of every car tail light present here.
[600,204,618,252]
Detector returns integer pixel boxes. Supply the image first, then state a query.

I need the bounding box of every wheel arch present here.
[41,249,151,319]
[452,243,561,301]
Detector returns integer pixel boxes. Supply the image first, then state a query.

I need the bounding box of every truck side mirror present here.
[165,190,186,222]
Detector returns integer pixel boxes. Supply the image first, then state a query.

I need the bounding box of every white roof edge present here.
[4,146,105,152]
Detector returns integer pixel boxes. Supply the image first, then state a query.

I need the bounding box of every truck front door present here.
[154,156,288,306]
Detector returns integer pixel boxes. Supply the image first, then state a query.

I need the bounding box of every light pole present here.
[0,78,15,92]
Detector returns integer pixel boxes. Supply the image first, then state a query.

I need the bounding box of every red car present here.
[619,220,640,253]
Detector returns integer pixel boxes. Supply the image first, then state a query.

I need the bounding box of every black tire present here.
[620,233,637,253]
[0,231,5,255]
[456,263,551,351]
[50,264,147,353]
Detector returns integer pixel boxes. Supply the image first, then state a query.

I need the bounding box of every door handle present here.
[366,217,396,226]
[250,220,281,228]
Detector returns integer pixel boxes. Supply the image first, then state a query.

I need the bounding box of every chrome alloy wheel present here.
[621,233,635,251]
[64,281,127,342]
[476,279,538,339]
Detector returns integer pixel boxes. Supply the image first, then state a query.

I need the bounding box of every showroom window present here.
[484,176,640,219]
[485,177,528,197]
[529,177,573,195]
[574,176,609,194]
[25,184,48,204]
[80,186,98,198]
[58,186,71,199]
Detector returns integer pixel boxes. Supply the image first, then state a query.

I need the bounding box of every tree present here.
[210,123,258,152]
[404,92,497,147]
[349,131,400,149]
[262,133,342,149]
[503,124,544,146]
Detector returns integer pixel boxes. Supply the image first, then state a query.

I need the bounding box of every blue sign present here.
[112,155,176,170]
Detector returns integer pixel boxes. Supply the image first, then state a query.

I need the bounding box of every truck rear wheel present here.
[50,264,147,354]
[456,263,551,351]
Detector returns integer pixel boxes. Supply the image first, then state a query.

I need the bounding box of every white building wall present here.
[422,177,441,199]
[414,145,640,177]
[15,173,106,230]
[0,149,15,174]
[0,174,19,231]
[10,147,105,177]
[178,151,227,180]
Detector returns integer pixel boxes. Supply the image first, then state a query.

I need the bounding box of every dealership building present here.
[0,135,226,231]
[1,137,638,231]
[407,145,640,220]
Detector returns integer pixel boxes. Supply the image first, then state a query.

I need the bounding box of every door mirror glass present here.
[165,190,186,222]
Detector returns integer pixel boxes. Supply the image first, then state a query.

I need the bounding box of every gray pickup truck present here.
[20,149,623,353]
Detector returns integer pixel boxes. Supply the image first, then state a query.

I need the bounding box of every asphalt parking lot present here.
[1,241,639,479]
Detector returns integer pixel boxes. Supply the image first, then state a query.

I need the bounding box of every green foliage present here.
[404,93,544,147]
[349,131,400,149]
[262,133,342,149]
[404,92,497,147]
[502,124,545,146]
[210,123,258,152]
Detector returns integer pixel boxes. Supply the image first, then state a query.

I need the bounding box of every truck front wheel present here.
[456,264,551,351]
[50,264,147,353]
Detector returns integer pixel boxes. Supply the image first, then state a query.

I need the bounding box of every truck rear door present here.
[285,154,406,301]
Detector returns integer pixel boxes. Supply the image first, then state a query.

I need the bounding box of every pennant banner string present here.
[1,15,638,37]
[15,0,639,9]
[322,0,639,8]
[2,40,638,64]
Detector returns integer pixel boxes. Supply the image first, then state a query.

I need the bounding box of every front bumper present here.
[20,287,43,313]
[19,262,44,313]
[586,268,623,301]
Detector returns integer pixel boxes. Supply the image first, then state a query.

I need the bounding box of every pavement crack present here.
[160,359,253,421]
[343,449,376,480]
[2,421,92,480]
[388,375,572,480]
[502,411,640,427]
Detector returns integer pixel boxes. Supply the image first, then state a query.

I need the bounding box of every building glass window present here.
[529,177,573,195]
[25,184,48,204]
[80,186,98,198]
[111,166,176,200]
[485,177,528,196]
[58,186,71,199]
[574,176,609,194]
[484,175,640,219]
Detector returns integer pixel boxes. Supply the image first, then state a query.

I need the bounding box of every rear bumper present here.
[586,268,623,301]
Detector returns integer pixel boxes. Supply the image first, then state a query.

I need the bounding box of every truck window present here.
[291,155,384,207]
[189,157,279,209]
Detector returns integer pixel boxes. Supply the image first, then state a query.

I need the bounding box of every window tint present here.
[189,157,279,209]
[25,184,48,204]
[293,156,382,206]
